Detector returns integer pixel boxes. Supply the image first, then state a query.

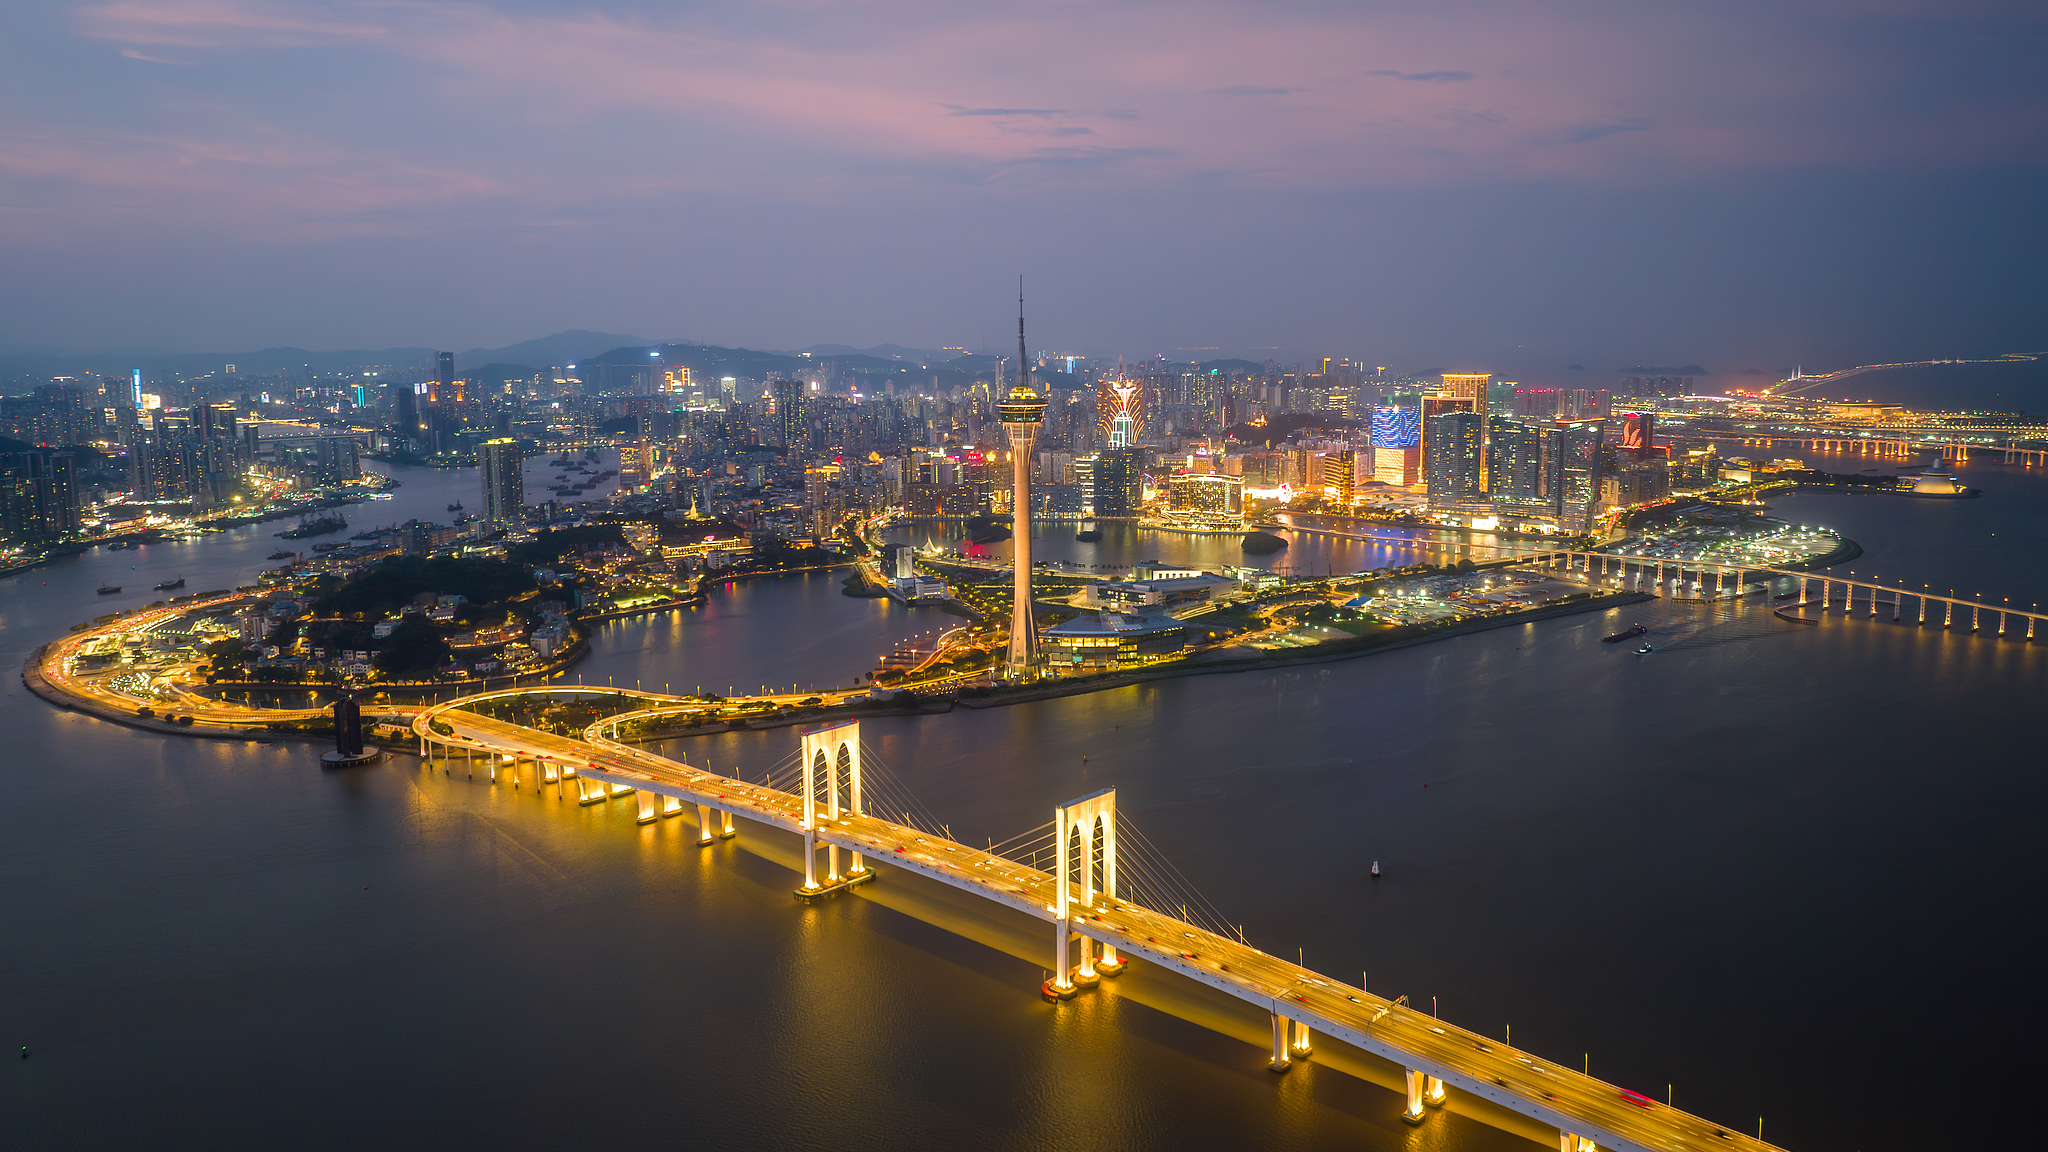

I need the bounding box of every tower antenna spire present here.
[1017,275,1028,393]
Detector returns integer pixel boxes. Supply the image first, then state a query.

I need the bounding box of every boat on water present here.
[96,585,122,595]
[1602,623,1648,643]
[106,541,128,551]
[154,576,185,590]
[447,501,464,512]
[1635,643,1655,655]
[268,550,296,560]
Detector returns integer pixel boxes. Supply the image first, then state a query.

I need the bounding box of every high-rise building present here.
[1093,447,1145,518]
[1619,412,1656,458]
[1440,374,1490,409]
[1370,405,1422,487]
[0,452,79,544]
[1556,420,1605,533]
[1487,419,1561,514]
[999,292,1047,680]
[1371,404,1421,450]
[1425,410,1485,507]
[1097,378,1146,449]
[771,378,805,449]
[480,438,524,529]
[436,352,455,402]
[1163,473,1243,519]
[1417,395,1475,486]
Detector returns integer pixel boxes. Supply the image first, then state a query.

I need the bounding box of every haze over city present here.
[3,0,2044,368]
[7,7,2048,1152]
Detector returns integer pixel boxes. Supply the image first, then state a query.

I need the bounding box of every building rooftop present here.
[1044,612,1188,638]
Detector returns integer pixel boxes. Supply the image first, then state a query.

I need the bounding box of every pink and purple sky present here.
[2,0,2044,373]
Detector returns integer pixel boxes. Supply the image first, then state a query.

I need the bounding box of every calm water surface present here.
[4,456,2044,1151]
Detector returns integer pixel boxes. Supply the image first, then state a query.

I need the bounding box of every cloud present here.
[1046,127,1097,137]
[1365,70,1475,83]
[77,0,390,49]
[118,47,197,64]
[1216,86,1297,97]
[940,106,1069,118]
[1002,145,1175,171]
[1567,118,1652,142]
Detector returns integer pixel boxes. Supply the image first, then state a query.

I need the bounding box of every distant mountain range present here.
[0,330,663,384]
[2,330,1274,389]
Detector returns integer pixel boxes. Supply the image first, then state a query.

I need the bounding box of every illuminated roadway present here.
[415,690,1783,1152]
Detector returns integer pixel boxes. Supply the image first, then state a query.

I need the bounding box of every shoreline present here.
[23,586,1656,742]
[19,520,1865,742]
[950,590,1658,710]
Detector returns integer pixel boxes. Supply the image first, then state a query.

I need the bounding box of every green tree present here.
[375,616,450,677]
[204,638,250,672]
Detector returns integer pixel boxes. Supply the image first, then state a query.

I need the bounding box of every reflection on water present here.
[4,457,2045,1150]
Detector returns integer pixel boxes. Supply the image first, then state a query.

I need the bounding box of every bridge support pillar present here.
[1972,604,1980,632]
[697,805,716,844]
[635,791,658,824]
[2029,617,2036,641]
[801,825,818,892]
[719,809,736,838]
[1401,1069,1426,1123]
[1098,939,1123,974]
[1944,600,1952,627]
[660,793,684,817]
[1075,930,1098,985]
[1268,1012,1291,1072]
[1048,920,1075,998]
[1425,1074,1446,1107]
[1289,1020,1313,1058]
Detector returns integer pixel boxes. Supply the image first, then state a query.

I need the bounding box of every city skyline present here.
[6,4,2046,1150]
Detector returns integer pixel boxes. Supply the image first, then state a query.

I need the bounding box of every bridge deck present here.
[422,703,1778,1152]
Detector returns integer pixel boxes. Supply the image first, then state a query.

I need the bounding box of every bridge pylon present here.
[795,719,870,902]
[1049,787,1122,998]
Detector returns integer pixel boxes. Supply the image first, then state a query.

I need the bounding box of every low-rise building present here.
[1042,612,1189,671]
[1077,573,1236,611]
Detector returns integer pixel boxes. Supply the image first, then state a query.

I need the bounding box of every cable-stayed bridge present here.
[414,691,1786,1152]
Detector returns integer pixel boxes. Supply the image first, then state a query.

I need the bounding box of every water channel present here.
[4,455,2043,1151]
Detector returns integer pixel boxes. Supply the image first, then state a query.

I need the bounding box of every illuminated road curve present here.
[414,688,1785,1152]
